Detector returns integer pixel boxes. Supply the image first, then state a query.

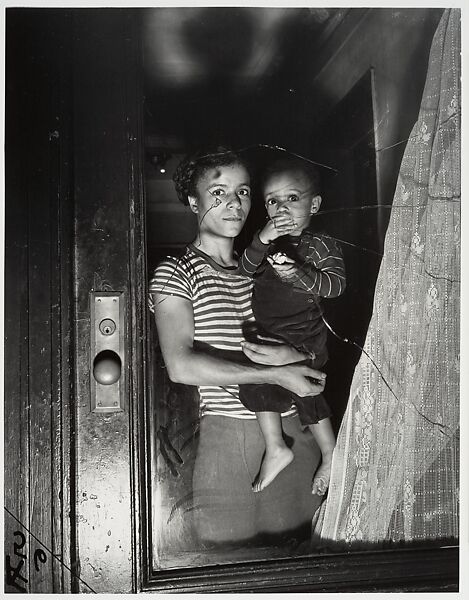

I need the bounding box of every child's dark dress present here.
[238,228,346,425]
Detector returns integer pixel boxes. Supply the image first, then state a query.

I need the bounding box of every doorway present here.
[143,7,379,572]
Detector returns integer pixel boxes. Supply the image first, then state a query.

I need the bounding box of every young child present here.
[238,156,346,494]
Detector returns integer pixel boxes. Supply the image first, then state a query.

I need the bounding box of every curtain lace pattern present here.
[314,8,460,545]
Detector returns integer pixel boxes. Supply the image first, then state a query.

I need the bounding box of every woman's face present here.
[189,162,251,239]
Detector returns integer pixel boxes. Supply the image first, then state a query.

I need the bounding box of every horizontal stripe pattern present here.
[286,234,346,298]
[239,230,346,298]
[149,248,295,419]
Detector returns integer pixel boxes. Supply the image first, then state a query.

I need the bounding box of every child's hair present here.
[261,156,321,196]
[173,147,250,206]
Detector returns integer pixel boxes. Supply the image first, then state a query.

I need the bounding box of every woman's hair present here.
[173,147,250,206]
[261,156,321,196]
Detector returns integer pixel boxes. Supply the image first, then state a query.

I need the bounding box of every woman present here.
[149,148,325,547]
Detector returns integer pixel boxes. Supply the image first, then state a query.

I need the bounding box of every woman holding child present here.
[149,148,340,546]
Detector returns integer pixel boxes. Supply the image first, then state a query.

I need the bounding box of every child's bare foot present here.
[252,446,294,493]
[312,460,332,495]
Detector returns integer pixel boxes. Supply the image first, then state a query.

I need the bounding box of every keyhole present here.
[99,318,116,336]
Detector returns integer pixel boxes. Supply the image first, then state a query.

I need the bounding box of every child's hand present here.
[267,253,297,279]
[270,252,290,264]
[258,214,297,244]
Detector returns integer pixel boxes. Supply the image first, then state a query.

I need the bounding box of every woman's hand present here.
[276,364,326,397]
[241,340,307,365]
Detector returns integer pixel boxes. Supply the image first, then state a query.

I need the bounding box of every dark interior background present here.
[143,7,443,430]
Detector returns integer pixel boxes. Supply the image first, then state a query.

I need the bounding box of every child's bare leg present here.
[253,411,294,493]
[308,417,335,495]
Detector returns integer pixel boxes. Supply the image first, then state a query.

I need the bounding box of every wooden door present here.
[69,9,144,594]
[4,9,145,594]
[4,9,75,594]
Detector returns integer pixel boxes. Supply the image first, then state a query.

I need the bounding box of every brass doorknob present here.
[93,350,121,385]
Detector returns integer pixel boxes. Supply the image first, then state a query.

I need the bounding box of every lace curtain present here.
[314,8,460,545]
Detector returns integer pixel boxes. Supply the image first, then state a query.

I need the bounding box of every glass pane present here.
[142,7,455,571]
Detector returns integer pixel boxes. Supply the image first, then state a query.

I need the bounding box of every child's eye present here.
[288,194,299,202]
[266,198,277,206]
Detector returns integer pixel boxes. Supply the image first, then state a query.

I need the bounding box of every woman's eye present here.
[211,189,224,197]
[238,188,250,197]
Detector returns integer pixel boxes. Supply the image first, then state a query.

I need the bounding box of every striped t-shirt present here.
[148,244,296,419]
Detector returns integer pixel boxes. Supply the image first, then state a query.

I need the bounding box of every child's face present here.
[263,169,321,236]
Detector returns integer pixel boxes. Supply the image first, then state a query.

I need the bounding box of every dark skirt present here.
[239,352,332,426]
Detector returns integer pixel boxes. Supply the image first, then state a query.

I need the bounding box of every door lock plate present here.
[90,292,125,413]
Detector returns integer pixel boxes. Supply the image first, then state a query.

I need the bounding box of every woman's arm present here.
[241,340,308,366]
[152,292,326,397]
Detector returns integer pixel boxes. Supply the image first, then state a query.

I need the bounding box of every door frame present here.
[4,9,75,593]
